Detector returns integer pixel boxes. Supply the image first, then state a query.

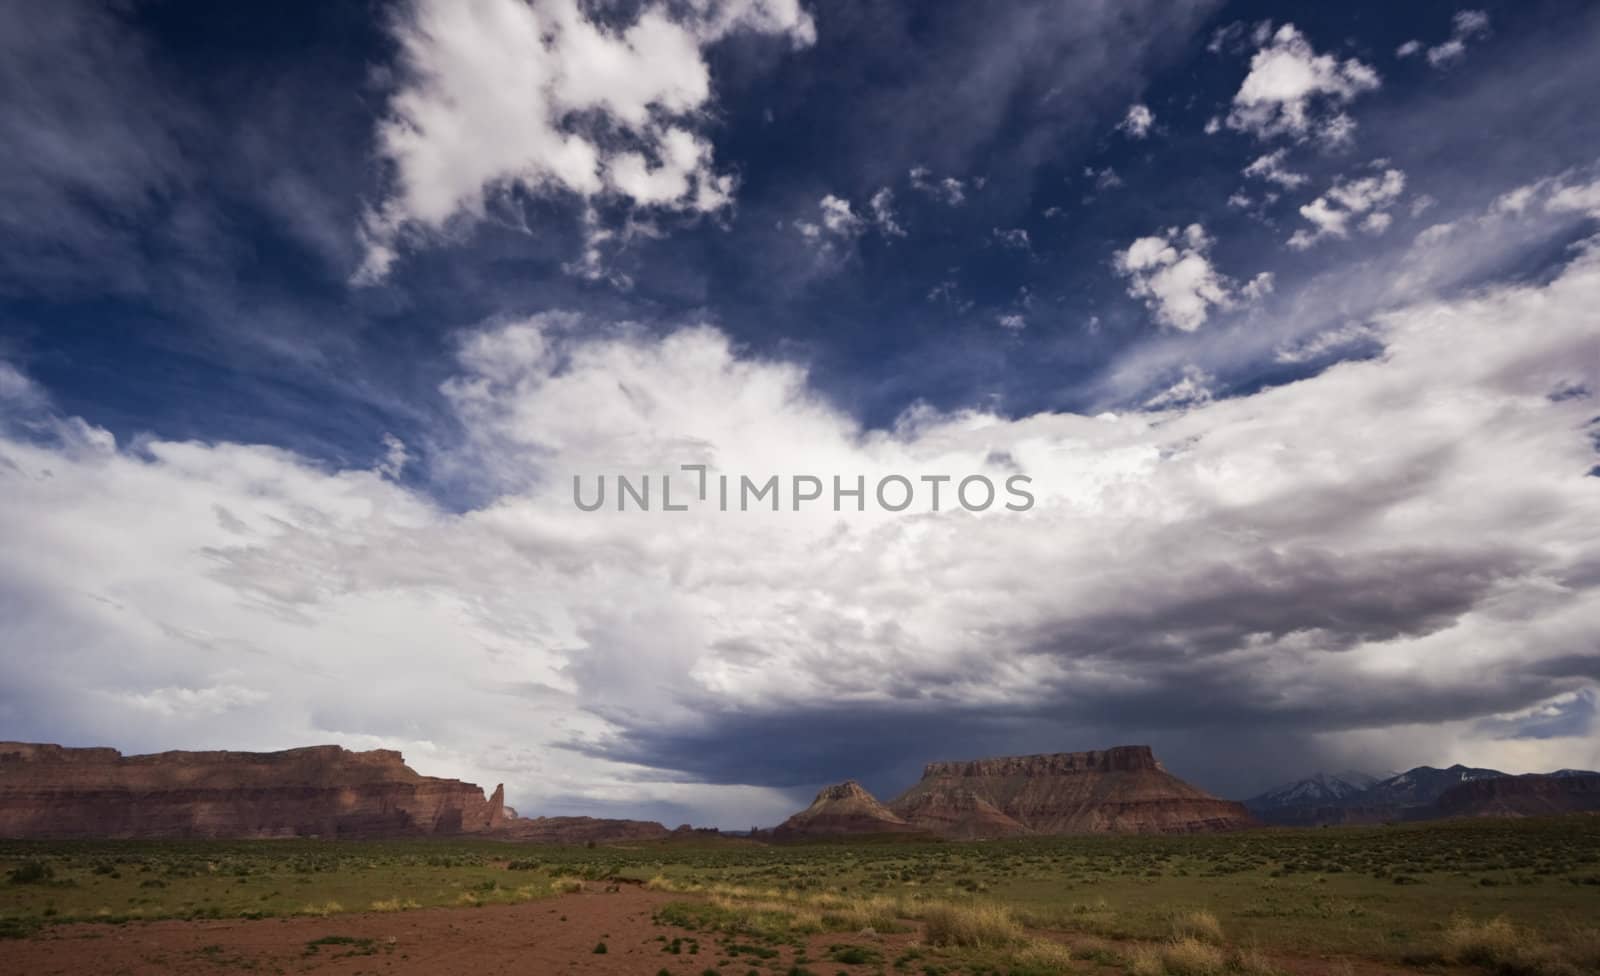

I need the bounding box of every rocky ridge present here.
[771,780,921,840]
[1427,772,1600,819]
[1245,763,1599,826]
[0,742,504,839]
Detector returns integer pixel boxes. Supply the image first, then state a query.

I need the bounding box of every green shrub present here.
[7,861,54,885]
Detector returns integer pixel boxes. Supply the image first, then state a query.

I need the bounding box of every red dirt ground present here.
[1,884,873,976]
[0,884,1444,976]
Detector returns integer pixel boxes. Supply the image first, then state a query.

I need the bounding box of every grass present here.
[917,900,1024,947]
[1,816,1598,971]
[1443,915,1600,976]
[1171,908,1224,944]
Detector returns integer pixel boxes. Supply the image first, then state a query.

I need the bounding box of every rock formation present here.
[891,786,1032,839]
[771,780,921,840]
[491,815,672,844]
[889,746,1256,836]
[1425,772,1600,819]
[0,742,504,839]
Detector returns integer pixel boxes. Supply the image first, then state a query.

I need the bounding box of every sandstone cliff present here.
[891,786,1031,839]
[771,780,921,840]
[889,745,1256,836]
[0,742,504,839]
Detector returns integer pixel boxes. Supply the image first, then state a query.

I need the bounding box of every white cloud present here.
[1114,224,1235,331]
[356,0,815,281]
[1426,39,1466,68]
[1274,321,1378,364]
[910,166,966,206]
[117,684,270,718]
[0,361,41,405]
[7,237,1600,809]
[997,313,1026,332]
[795,191,915,258]
[1142,365,1213,409]
[1428,10,1491,68]
[1079,166,1125,196]
[1453,10,1492,36]
[1396,40,1422,58]
[1289,167,1407,249]
[1547,179,1600,218]
[1225,23,1380,145]
[794,194,867,256]
[375,433,410,481]
[1119,103,1155,138]
[818,194,864,236]
[1242,271,1276,301]
[991,228,1031,250]
[1243,148,1309,189]
[869,188,906,238]
[1482,173,1600,222]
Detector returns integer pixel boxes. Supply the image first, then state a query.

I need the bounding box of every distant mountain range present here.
[1245,764,1600,825]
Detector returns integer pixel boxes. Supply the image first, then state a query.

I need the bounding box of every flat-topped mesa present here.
[493,815,672,844]
[891,744,1256,837]
[918,745,1162,780]
[0,742,504,839]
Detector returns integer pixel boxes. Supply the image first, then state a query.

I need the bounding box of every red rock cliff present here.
[0,742,504,839]
[890,745,1257,836]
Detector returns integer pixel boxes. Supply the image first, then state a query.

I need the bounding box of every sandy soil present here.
[0,883,895,976]
[0,884,1439,976]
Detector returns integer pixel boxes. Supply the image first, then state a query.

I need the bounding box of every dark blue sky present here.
[7,0,1596,490]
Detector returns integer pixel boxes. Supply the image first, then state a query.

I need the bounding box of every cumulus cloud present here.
[7,233,1600,807]
[1241,271,1276,301]
[356,0,815,281]
[1118,103,1155,138]
[1288,166,1407,249]
[1547,178,1600,218]
[794,191,915,259]
[1225,23,1380,146]
[1113,224,1234,331]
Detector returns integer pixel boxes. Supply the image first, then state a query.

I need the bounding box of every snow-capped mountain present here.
[1244,771,1380,812]
[1361,764,1507,807]
[1246,762,1600,825]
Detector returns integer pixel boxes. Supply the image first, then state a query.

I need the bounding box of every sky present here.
[1,0,1598,829]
